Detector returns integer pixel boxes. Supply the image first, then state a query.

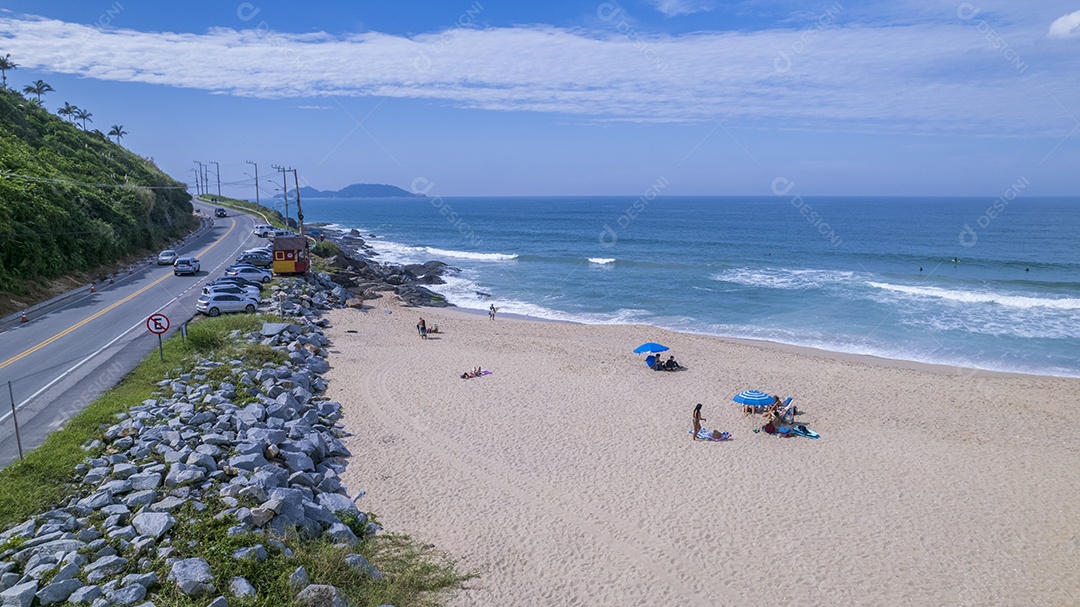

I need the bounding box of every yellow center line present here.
[0,219,237,371]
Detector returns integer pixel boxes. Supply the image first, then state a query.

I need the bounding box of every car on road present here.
[267,229,295,240]
[157,249,178,265]
[196,293,259,317]
[224,265,273,283]
[214,208,228,217]
[203,284,261,299]
[235,251,273,268]
[253,224,275,237]
[173,256,201,276]
[207,276,264,291]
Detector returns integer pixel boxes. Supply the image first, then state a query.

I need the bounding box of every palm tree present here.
[75,108,93,130]
[58,102,78,122]
[108,125,127,143]
[22,79,53,102]
[0,54,16,89]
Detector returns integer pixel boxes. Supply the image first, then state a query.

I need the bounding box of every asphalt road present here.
[0,201,268,468]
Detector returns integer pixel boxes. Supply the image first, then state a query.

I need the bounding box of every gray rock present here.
[51,561,81,582]
[231,545,268,562]
[75,490,113,514]
[287,566,309,595]
[317,492,358,516]
[120,572,158,588]
[11,539,85,565]
[148,496,186,512]
[68,584,103,604]
[344,553,383,580]
[169,558,215,596]
[1,581,38,607]
[324,523,359,546]
[206,596,229,607]
[122,490,157,508]
[84,555,128,583]
[295,584,349,607]
[131,512,175,540]
[128,473,162,491]
[229,576,256,598]
[36,578,83,605]
[0,572,19,592]
[105,584,147,606]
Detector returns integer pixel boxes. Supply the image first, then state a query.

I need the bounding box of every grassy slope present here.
[0,88,196,299]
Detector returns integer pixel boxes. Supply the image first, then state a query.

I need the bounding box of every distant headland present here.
[275,183,425,199]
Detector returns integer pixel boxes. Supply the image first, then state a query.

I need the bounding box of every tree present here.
[108,125,127,143]
[22,79,53,102]
[75,108,93,130]
[58,102,80,122]
[0,54,16,89]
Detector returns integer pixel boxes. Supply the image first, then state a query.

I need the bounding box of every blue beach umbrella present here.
[633,342,670,354]
[733,390,774,406]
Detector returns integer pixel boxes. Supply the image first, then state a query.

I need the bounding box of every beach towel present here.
[690,427,731,441]
[481,370,492,375]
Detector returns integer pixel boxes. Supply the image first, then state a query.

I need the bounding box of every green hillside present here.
[0,87,195,294]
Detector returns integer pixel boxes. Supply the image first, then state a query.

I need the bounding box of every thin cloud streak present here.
[0,14,1076,136]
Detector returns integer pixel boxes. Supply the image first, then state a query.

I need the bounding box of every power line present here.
[0,171,188,191]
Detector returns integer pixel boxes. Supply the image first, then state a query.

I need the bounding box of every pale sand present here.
[324,297,1080,606]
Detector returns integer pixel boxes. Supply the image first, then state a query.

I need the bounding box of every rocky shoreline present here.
[318,228,456,309]
[0,274,393,607]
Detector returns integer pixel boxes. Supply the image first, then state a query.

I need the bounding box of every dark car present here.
[235,251,273,268]
[208,276,264,290]
[214,208,228,217]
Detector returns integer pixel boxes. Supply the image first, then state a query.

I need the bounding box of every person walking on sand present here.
[692,403,706,441]
[417,317,427,340]
[489,304,497,320]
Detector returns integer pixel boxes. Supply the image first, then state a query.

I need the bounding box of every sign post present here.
[146,313,170,361]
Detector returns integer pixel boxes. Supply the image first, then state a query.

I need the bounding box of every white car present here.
[253,225,275,237]
[224,265,273,283]
[203,284,260,299]
[196,293,259,317]
[157,249,178,265]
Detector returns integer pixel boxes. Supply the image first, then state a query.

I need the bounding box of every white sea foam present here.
[868,282,1080,310]
[588,258,616,265]
[711,267,857,290]
[419,247,518,262]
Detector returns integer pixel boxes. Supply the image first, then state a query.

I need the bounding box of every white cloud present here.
[297,105,334,110]
[0,13,1076,136]
[1048,10,1080,38]
[645,0,714,17]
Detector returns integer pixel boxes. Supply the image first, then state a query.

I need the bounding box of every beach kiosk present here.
[272,235,310,275]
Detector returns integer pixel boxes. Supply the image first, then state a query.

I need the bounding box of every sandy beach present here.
[325,297,1080,606]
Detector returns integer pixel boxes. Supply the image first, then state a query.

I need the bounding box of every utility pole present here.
[292,168,304,236]
[191,168,201,196]
[272,164,289,226]
[246,160,259,206]
[193,161,204,197]
[210,161,221,201]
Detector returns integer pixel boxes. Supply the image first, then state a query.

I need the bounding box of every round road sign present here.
[146,313,170,334]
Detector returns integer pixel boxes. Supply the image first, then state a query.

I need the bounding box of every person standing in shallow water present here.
[692,403,706,441]
[489,304,497,320]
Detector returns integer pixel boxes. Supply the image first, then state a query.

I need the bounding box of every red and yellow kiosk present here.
[272,235,310,275]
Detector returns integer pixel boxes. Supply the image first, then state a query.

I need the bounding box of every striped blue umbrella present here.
[733,390,774,406]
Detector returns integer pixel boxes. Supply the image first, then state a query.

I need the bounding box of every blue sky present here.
[1,1,1079,198]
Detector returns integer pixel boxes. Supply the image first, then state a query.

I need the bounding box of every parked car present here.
[173,257,201,276]
[207,276,264,291]
[196,293,258,317]
[203,284,260,298]
[253,224,275,237]
[268,229,295,240]
[214,208,228,217]
[157,249,178,265]
[235,251,273,268]
[224,265,273,283]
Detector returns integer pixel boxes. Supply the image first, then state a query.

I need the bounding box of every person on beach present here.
[417,318,427,339]
[489,304,498,320]
[664,355,681,370]
[692,403,706,441]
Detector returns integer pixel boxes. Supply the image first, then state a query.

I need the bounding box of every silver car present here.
[157,249,178,265]
[196,293,259,317]
[203,284,261,299]
[224,265,273,283]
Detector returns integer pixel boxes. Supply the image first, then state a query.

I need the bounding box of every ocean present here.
[300,195,1080,378]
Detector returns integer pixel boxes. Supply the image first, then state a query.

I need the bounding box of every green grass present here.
[0,311,472,606]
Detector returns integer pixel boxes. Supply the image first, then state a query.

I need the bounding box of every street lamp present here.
[245,160,259,206]
[192,161,203,196]
[209,161,221,201]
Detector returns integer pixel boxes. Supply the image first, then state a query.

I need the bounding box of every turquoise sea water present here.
[301,196,1080,377]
